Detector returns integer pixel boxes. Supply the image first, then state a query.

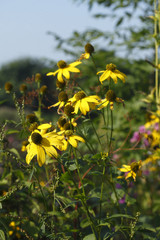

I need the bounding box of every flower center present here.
[63,122,73,130]
[85,43,94,54]
[75,91,86,100]
[58,91,68,102]
[58,116,67,127]
[106,90,116,102]
[131,162,140,173]
[65,130,73,137]
[106,63,116,71]
[56,79,66,89]
[64,105,74,117]
[31,132,42,145]
[57,60,67,69]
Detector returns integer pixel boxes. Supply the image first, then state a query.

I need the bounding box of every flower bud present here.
[5,82,13,93]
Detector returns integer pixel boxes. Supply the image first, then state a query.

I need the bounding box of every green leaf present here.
[0,230,5,240]
[83,233,95,240]
[69,164,77,171]
[5,129,19,135]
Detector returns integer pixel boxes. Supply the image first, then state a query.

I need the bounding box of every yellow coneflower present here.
[26,124,63,167]
[97,63,126,84]
[119,160,142,181]
[46,60,81,83]
[68,91,100,115]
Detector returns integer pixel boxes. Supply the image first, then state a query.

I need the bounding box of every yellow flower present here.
[145,110,160,128]
[97,63,126,84]
[142,149,160,167]
[69,91,100,115]
[57,116,77,131]
[60,130,85,150]
[46,60,81,83]
[98,90,124,110]
[21,140,29,152]
[26,123,63,166]
[48,91,68,110]
[119,160,142,181]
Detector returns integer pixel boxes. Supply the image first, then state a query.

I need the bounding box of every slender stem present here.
[35,173,48,211]
[99,161,106,224]
[67,164,98,239]
[154,0,159,107]
[89,113,103,152]
[73,148,85,197]
[109,110,114,154]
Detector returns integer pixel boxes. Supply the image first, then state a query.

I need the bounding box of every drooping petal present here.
[81,99,90,113]
[37,145,46,167]
[99,70,111,83]
[63,69,70,79]
[68,136,78,148]
[45,146,58,158]
[26,143,37,165]
[74,101,80,114]
[57,70,64,82]
[72,135,85,143]
[80,101,87,115]
[110,72,118,84]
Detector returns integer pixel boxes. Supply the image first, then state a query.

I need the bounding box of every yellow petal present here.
[45,146,58,158]
[57,70,64,82]
[26,143,37,165]
[37,145,46,167]
[81,99,90,112]
[69,61,82,67]
[72,135,85,143]
[80,102,87,115]
[68,136,78,148]
[110,72,118,83]
[63,69,70,79]
[74,101,80,114]
[38,123,52,130]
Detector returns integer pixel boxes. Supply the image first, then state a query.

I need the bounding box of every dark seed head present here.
[31,132,42,145]
[106,90,116,102]
[57,60,67,69]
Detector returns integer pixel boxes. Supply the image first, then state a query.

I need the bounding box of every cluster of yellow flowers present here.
[24,43,127,167]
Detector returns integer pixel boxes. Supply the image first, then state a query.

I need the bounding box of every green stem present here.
[99,162,106,224]
[35,173,48,211]
[89,113,103,152]
[109,110,114,153]
[154,0,159,107]
[67,161,98,239]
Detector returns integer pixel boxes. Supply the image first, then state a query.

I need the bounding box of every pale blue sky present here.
[0,0,115,67]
